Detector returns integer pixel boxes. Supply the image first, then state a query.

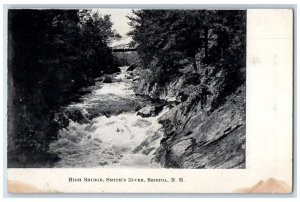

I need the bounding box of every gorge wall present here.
[128,9,247,169]
[133,65,246,168]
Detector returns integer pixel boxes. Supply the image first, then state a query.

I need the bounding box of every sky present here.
[93,9,134,46]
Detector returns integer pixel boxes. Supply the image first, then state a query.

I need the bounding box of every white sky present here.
[94,9,134,46]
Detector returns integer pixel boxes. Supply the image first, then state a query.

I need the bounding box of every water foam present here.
[49,66,169,168]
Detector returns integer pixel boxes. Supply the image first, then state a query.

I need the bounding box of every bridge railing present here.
[111,44,137,52]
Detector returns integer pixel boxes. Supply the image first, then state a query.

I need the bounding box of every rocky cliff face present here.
[133,66,246,168]
[135,76,184,102]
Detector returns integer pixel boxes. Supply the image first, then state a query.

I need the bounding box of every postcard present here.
[6,8,293,193]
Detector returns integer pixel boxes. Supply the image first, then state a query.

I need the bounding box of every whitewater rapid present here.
[49,66,168,168]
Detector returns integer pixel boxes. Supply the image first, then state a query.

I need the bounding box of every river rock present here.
[137,105,156,117]
[125,74,133,79]
[102,75,112,83]
[127,63,137,71]
[64,108,90,124]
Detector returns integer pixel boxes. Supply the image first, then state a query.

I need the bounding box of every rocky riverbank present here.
[132,65,246,168]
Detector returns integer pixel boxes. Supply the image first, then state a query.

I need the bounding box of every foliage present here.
[127,10,246,85]
[8,9,119,167]
[113,51,140,66]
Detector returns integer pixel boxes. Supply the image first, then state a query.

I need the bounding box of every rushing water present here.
[49,66,168,168]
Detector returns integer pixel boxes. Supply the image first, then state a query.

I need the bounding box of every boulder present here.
[127,63,137,71]
[102,75,112,83]
[64,108,90,124]
[125,74,133,79]
[137,105,156,118]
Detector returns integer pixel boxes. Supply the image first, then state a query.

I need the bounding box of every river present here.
[49,66,168,168]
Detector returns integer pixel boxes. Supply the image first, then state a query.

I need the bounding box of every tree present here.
[8,9,120,167]
[128,9,246,75]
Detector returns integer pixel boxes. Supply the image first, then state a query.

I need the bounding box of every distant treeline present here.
[8,9,119,167]
[113,51,140,66]
[128,10,246,87]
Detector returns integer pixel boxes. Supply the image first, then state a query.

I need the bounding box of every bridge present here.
[111,43,137,52]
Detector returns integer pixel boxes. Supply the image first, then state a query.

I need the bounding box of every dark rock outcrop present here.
[102,75,113,83]
[155,85,245,168]
[134,66,246,169]
[127,63,137,71]
[64,108,90,124]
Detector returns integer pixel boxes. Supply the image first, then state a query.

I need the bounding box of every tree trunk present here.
[204,26,208,60]
[194,54,197,71]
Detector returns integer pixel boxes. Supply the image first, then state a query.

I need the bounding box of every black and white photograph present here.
[2,1,295,194]
[7,9,247,169]
[7,8,246,169]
